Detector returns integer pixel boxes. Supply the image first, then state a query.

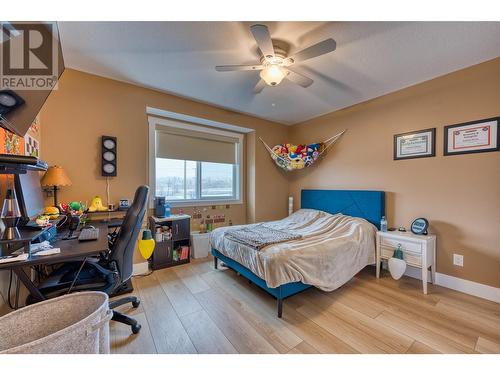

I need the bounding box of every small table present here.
[376,231,436,294]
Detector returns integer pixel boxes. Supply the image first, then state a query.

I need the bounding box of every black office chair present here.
[29,185,150,334]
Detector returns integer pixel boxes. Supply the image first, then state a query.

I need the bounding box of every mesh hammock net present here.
[259,130,345,171]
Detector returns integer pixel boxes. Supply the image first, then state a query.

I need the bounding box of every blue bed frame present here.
[211,189,385,317]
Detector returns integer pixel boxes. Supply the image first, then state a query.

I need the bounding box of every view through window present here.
[156,158,236,201]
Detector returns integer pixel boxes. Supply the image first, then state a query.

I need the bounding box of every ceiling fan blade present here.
[284,69,313,88]
[284,38,336,65]
[215,64,264,72]
[253,79,266,94]
[250,24,275,61]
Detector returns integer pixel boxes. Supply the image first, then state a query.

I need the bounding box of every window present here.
[155,159,197,200]
[155,159,236,201]
[200,161,234,198]
[149,116,243,206]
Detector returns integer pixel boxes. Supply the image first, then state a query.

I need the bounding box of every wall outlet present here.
[453,253,464,267]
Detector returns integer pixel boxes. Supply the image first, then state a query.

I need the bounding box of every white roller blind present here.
[156,125,239,164]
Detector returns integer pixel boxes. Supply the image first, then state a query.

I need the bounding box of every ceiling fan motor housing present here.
[259,44,289,65]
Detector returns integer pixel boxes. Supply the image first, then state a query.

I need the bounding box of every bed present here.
[210,189,385,317]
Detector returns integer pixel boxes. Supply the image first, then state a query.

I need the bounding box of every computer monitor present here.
[14,169,45,224]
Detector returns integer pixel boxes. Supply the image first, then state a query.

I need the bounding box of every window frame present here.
[148,116,244,208]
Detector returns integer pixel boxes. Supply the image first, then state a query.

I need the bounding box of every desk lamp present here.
[41,166,72,207]
[1,188,21,239]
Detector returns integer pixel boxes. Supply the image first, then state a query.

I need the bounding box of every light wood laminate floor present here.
[110,258,500,354]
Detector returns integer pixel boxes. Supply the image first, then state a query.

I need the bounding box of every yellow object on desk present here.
[43,206,60,219]
[88,196,108,212]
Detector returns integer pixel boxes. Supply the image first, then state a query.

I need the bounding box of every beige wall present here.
[289,58,500,288]
[39,69,289,224]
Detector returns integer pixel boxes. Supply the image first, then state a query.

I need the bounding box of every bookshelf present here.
[148,214,191,270]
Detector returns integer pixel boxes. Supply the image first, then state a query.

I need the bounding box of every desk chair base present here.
[110,296,141,334]
[109,279,134,297]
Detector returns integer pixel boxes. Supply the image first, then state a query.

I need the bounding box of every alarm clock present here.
[119,198,130,211]
[411,218,429,235]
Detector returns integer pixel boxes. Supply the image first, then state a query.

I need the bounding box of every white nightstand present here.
[376,231,436,294]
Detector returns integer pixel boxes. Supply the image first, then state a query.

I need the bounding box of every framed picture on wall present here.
[394,128,436,160]
[444,117,499,156]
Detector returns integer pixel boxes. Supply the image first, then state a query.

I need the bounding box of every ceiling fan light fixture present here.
[215,24,335,93]
[260,65,286,86]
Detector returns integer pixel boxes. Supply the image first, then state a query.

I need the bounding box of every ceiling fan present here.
[215,24,337,93]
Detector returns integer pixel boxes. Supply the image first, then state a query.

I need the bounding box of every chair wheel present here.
[131,323,141,334]
[132,300,140,308]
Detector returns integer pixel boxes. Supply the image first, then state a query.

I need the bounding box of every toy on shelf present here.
[35,215,50,227]
[43,206,60,220]
[58,202,69,212]
[87,196,108,212]
[199,220,207,233]
[55,200,88,227]
[58,201,86,216]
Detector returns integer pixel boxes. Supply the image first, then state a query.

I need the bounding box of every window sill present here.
[163,199,243,208]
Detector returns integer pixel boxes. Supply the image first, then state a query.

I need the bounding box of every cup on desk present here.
[108,203,115,211]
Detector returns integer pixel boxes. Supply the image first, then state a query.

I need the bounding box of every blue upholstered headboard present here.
[300,189,385,228]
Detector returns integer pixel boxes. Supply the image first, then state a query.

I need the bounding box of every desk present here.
[99,218,123,228]
[0,222,109,303]
[87,209,126,226]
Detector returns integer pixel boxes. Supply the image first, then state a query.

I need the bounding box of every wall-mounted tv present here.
[0,21,65,137]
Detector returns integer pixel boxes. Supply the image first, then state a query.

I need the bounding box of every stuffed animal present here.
[303,155,313,166]
[290,156,305,169]
[268,140,328,171]
[88,196,108,212]
[276,157,289,170]
[69,201,82,211]
[272,145,284,155]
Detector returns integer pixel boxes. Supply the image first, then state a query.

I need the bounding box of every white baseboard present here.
[382,262,500,303]
[132,262,150,276]
[402,265,431,280]
[433,273,500,303]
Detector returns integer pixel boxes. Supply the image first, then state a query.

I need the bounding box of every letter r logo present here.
[1,22,54,76]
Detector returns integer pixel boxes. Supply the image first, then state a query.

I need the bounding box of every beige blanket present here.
[209,209,376,291]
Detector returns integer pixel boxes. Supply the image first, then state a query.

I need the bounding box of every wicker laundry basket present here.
[0,291,112,354]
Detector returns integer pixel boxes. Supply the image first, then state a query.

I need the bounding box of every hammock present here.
[259,130,346,171]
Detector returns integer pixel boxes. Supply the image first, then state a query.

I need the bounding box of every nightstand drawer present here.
[380,246,394,259]
[381,245,422,266]
[380,236,422,253]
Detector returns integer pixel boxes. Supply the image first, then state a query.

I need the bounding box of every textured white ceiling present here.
[58,21,500,125]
